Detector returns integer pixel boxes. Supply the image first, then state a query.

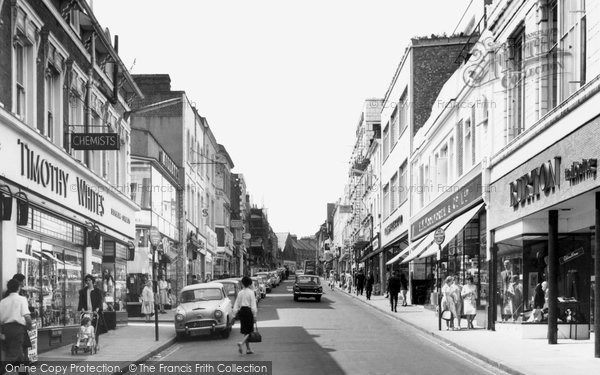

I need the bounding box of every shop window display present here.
[16,235,83,328]
[437,217,487,310]
[495,234,592,325]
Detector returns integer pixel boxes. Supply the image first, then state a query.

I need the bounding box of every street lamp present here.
[149,226,161,341]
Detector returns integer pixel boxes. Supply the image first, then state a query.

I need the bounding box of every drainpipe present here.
[111,35,119,105]
[85,33,96,166]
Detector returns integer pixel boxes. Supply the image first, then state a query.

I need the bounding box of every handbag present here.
[247,323,262,343]
[441,310,452,321]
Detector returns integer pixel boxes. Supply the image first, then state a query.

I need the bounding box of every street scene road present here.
[147,279,503,375]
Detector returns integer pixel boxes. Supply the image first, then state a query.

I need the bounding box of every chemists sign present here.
[71,133,120,150]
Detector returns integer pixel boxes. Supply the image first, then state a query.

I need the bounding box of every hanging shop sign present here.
[71,133,120,150]
[509,157,561,207]
[158,151,179,179]
[564,158,597,184]
[411,174,482,240]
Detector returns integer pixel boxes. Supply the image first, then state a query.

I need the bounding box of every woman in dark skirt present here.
[233,276,258,354]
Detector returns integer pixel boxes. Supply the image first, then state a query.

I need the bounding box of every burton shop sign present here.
[509,157,560,208]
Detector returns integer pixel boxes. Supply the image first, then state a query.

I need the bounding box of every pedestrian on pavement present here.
[233,276,258,355]
[384,269,391,298]
[365,272,375,300]
[2,273,26,298]
[399,272,409,307]
[140,280,154,323]
[158,275,168,313]
[461,276,477,329]
[453,276,463,330]
[388,271,401,312]
[441,276,460,330]
[0,278,33,370]
[78,274,105,343]
[191,275,199,284]
[355,269,365,296]
[346,272,353,293]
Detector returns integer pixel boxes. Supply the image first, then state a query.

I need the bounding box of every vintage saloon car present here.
[174,282,233,339]
[293,275,323,302]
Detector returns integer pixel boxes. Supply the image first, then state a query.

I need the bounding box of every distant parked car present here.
[218,279,243,305]
[293,275,323,302]
[174,282,233,339]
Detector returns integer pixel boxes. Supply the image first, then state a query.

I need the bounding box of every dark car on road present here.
[293,275,323,302]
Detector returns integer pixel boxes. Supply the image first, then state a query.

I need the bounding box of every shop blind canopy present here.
[385,245,413,265]
[418,202,485,260]
[400,233,434,264]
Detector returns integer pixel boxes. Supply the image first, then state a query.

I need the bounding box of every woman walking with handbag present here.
[233,276,258,355]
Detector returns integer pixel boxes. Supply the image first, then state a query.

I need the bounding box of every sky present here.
[93,0,473,237]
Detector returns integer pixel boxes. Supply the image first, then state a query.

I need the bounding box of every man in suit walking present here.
[388,271,401,312]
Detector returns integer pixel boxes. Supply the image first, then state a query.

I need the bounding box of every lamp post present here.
[434,228,445,331]
[149,226,161,342]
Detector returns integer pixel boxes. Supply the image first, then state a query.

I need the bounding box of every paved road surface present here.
[147,279,506,375]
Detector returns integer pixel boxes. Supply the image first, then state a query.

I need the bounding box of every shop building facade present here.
[129,128,181,312]
[0,0,141,352]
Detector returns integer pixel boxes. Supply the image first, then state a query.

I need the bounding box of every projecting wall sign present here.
[71,133,120,150]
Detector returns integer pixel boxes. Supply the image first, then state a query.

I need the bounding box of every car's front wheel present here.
[293,295,299,301]
[176,332,187,341]
[220,318,231,339]
[315,296,321,302]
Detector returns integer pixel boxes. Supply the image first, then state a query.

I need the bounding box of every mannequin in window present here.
[500,259,513,321]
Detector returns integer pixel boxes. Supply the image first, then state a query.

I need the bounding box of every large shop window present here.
[439,215,488,309]
[101,240,128,312]
[16,236,83,328]
[16,208,85,328]
[495,234,593,325]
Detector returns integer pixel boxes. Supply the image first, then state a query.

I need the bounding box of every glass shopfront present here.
[16,208,85,328]
[495,234,594,325]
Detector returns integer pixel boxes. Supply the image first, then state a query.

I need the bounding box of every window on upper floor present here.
[69,94,84,163]
[507,25,525,142]
[383,184,390,219]
[416,164,426,208]
[13,40,36,125]
[547,0,559,111]
[390,173,398,212]
[382,124,389,159]
[559,0,586,100]
[438,145,448,188]
[448,137,455,182]
[399,161,408,204]
[456,121,464,177]
[390,106,398,149]
[399,90,408,136]
[464,118,472,169]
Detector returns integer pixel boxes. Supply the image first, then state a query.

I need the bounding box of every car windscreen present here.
[180,288,222,302]
[296,276,320,284]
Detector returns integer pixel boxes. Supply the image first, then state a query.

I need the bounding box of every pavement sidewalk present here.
[332,284,600,375]
[37,321,176,374]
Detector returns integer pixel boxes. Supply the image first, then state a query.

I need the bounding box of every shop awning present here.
[400,231,436,264]
[359,246,385,263]
[418,202,485,260]
[385,245,413,265]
